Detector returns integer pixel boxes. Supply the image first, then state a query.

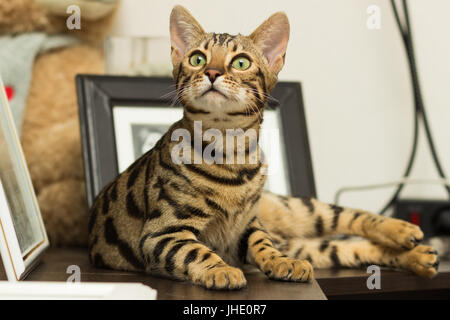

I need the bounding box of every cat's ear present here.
[170,5,205,66]
[250,12,290,74]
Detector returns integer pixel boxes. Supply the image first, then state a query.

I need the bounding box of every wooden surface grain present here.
[2,247,449,299]
[315,261,450,298]
[6,248,327,300]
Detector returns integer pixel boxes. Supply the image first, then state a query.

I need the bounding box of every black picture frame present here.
[76,75,316,208]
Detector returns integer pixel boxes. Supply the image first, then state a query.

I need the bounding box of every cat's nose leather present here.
[205,68,223,83]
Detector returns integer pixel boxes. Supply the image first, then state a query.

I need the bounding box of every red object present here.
[5,85,14,101]
[409,212,421,226]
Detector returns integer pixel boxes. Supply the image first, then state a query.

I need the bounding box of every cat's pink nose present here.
[205,68,223,83]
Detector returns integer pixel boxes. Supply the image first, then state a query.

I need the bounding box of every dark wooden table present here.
[315,262,450,299]
[10,248,327,300]
[2,248,449,299]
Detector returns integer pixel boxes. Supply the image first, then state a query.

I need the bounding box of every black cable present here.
[401,0,450,196]
[380,0,450,215]
[380,0,421,214]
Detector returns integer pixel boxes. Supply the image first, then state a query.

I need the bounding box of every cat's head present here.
[170,5,289,114]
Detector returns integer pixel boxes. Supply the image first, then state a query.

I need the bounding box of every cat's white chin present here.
[194,92,230,109]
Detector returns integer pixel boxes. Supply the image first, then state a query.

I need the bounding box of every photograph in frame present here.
[0,77,49,281]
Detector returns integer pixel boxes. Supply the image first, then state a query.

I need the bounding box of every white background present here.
[110,0,450,212]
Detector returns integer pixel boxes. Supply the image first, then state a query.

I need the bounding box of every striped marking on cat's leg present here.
[239,217,313,282]
[319,203,424,250]
[284,238,439,278]
[139,224,246,290]
[258,193,424,250]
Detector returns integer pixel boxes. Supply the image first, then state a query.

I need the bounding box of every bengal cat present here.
[88,5,439,290]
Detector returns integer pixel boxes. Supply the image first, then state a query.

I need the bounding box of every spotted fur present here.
[88,6,438,290]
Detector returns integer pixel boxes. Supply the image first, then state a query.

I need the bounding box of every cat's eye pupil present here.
[190,53,206,67]
[232,56,250,70]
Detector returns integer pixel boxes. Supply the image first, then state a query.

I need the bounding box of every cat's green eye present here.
[189,53,207,67]
[231,57,251,71]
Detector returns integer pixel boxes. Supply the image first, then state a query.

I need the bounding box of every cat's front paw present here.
[400,244,439,278]
[194,265,247,290]
[372,217,424,250]
[261,257,314,282]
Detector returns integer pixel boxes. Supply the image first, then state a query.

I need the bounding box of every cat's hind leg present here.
[281,237,439,278]
[258,192,424,251]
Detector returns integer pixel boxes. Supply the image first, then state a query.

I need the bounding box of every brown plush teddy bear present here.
[0,0,118,246]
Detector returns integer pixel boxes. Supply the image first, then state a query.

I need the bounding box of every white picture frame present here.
[0,282,157,300]
[112,106,291,195]
[0,77,49,281]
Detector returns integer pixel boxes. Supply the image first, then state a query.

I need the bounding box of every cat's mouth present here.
[200,87,228,99]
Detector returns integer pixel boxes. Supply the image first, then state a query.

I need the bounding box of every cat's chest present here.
[197,175,266,266]
[199,207,257,266]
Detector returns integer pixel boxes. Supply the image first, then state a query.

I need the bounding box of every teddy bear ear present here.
[170,5,205,66]
[249,12,290,75]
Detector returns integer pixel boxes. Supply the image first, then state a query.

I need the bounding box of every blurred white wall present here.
[110,0,450,212]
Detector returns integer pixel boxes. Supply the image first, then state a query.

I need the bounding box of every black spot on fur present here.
[102,194,109,215]
[184,248,199,267]
[126,191,144,218]
[153,237,175,264]
[104,218,118,244]
[127,159,144,189]
[184,162,261,186]
[349,212,362,228]
[205,198,229,218]
[252,238,264,246]
[330,204,343,230]
[319,240,330,252]
[315,216,324,236]
[185,105,210,114]
[88,203,99,234]
[301,197,314,214]
[110,182,118,202]
[165,243,187,275]
[104,218,144,270]
[158,152,192,185]
[330,246,341,268]
[147,208,162,220]
[237,219,261,263]
[184,205,210,218]
[294,247,304,258]
[151,225,200,238]
[277,195,290,209]
[93,253,108,268]
[201,252,211,262]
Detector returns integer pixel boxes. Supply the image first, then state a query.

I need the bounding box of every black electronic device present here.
[395,199,450,238]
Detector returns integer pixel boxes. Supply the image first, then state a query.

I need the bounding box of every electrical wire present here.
[378,0,420,215]
[401,0,450,196]
[335,178,450,206]
[378,0,450,215]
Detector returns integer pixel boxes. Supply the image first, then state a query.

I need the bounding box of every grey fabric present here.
[0,32,78,131]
